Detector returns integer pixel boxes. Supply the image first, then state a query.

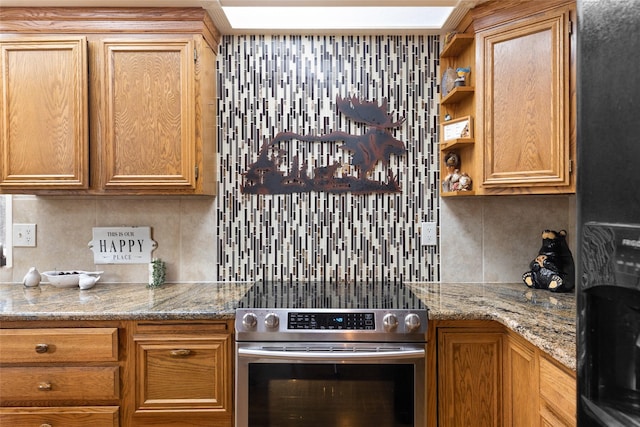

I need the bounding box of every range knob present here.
[264,312,280,329]
[404,313,422,333]
[383,313,399,332]
[242,313,257,330]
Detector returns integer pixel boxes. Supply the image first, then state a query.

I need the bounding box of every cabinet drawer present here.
[0,328,118,363]
[0,367,119,403]
[0,406,119,427]
[539,356,576,425]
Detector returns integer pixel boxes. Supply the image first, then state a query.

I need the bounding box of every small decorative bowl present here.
[42,271,103,288]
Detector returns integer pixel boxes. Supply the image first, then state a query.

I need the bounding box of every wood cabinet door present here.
[503,333,538,427]
[95,38,197,193]
[438,328,503,427]
[478,8,573,192]
[133,334,231,411]
[0,36,88,190]
[539,355,576,426]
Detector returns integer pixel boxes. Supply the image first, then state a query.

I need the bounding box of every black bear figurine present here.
[522,229,575,292]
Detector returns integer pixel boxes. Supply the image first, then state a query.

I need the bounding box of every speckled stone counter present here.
[0,281,575,370]
[407,282,576,370]
[0,282,254,321]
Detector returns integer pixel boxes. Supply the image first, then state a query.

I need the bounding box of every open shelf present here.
[440,33,474,58]
[441,190,476,197]
[441,86,474,105]
[440,138,475,151]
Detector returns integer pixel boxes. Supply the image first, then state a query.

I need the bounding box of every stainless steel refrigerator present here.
[577,0,640,425]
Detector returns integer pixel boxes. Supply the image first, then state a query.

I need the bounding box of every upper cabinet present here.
[440,0,576,196]
[93,36,216,194]
[0,37,89,190]
[0,8,219,196]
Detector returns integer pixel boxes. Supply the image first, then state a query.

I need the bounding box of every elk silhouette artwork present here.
[241,96,407,194]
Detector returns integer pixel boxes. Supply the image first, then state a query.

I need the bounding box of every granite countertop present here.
[0,282,254,321]
[407,282,576,370]
[0,281,576,370]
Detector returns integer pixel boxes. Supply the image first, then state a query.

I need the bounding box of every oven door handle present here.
[238,347,425,360]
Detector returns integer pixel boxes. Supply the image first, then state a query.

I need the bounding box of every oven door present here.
[235,342,426,427]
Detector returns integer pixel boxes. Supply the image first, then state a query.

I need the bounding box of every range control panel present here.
[288,312,375,330]
[235,308,428,343]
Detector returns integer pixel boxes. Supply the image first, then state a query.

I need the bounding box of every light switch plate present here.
[421,222,437,246]
[13,223,36,247]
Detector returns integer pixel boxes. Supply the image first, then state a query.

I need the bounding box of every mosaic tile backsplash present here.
[215,35,440,282]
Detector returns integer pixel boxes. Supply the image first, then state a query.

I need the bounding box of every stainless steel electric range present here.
[235,281,428,427]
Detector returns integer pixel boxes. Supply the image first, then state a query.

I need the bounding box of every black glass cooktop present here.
[238,281,426,311]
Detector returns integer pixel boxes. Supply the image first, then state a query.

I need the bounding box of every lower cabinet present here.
[433,320,576,427]
[0,320,234,427]
[504,332,539,427]
[0,324,123,427]
[436,321,504,427]
[539,354,577,426]
[126,321,233,427]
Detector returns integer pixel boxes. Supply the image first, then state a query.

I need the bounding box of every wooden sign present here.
[88,226,157,264]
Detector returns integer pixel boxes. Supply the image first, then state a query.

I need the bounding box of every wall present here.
[2,34,576,285]
[441,195,576,283]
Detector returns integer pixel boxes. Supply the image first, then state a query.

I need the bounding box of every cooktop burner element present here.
[235,281,428,343]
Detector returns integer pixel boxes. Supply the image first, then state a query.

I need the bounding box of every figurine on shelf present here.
[442,152,473,192]
[453,172,472,191]
[442,152,460,192]
[454,67,471,87]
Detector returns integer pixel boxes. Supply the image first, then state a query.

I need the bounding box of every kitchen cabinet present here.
[539,353,576,426]
[474,0,576,195]
[436,320,504,427]
[432,320,576,427]
[0,8,218,196]
[439,0,576,196]
[0,325,122,427]
[503,330,538,427]
[0,319,234,427]
[127,321,233,427]
[0,36,89,190]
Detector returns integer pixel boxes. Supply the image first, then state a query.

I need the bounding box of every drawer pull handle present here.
[40,424,53,427]
[35,343,49,353]
[170,349,192,357]
[38,382,52,391]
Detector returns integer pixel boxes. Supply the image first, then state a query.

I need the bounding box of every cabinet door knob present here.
[35,343,49,353]
[169,349,192,357]
[40,424,52,427]
[38,382,52,391]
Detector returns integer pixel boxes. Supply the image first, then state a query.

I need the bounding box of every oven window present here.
[248,363,414,427]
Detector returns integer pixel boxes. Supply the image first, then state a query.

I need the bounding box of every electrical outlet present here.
[13,223,36,247]
[421,222,437,246]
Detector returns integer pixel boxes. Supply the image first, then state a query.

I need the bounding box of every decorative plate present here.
[441,67,457,98]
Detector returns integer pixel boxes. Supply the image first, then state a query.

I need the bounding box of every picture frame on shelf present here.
[442,115,473,142]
